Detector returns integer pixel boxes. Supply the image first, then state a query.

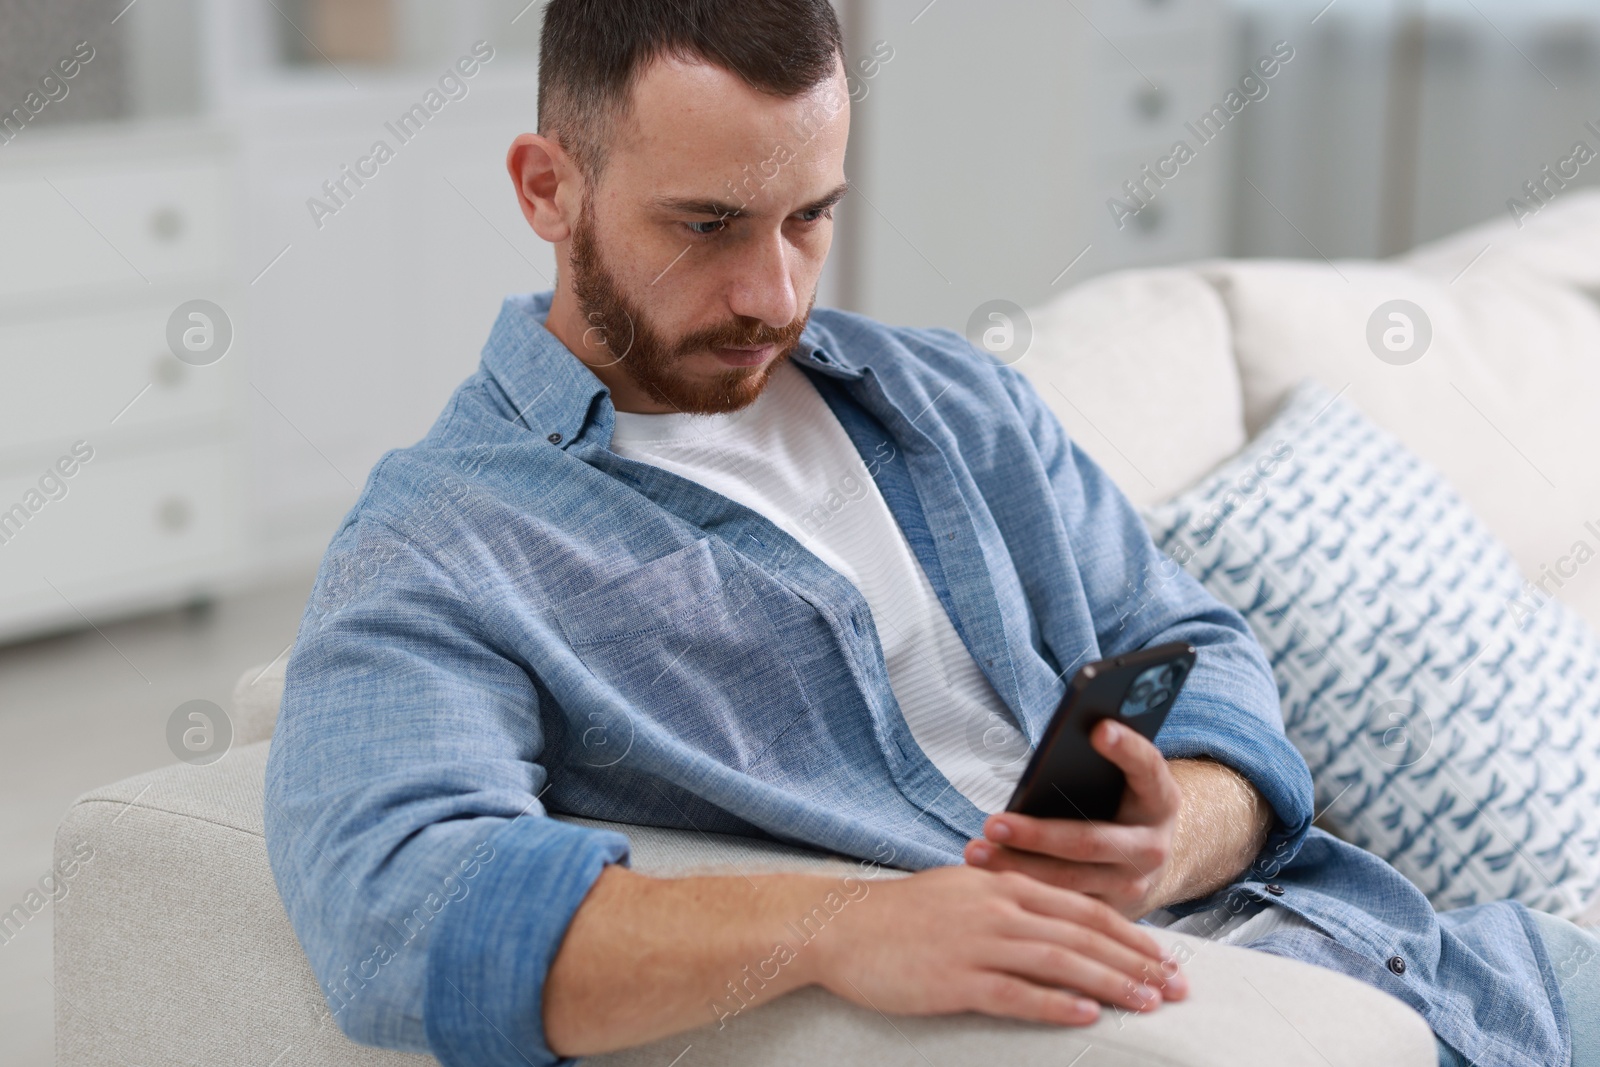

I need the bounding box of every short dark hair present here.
[538,0,845,179]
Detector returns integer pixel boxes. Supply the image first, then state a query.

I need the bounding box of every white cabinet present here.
[843,0,1233,332]
[0,126,246,641]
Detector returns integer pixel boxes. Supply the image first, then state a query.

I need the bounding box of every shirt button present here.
[1387,955,1406,976]
[547,432,563,444]
[1265,883,1285,896]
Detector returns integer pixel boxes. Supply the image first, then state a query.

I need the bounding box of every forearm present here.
[1149,757,1272,910]
[542,864,848,1056]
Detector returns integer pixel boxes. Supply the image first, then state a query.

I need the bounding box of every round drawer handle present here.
[157,496,193,533]
[150,206,185,243]
[152,354,187,387]
[1135,83,1168,120]
[1133,203,1166,234]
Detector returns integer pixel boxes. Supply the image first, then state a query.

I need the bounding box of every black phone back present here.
[1004,641,1197,822]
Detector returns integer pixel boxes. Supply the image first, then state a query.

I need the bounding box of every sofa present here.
[54,190,1600,1066]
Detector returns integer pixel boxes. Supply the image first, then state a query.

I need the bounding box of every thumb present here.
[1093,719,1180,825]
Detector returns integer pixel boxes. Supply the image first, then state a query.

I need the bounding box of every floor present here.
[0,569,318,1067]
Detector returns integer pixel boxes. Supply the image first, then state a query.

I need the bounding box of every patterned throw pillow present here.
[1141,378,1600,920]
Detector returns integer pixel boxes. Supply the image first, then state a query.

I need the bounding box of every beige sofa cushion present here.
[1018,268,1248,511]
[1404,188,1600,299]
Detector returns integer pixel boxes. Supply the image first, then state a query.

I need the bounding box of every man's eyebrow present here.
[652,195,748,218]
[652,180,851,220]
[798,181,852,215]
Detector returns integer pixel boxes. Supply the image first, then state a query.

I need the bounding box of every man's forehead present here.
[610,55,848,187]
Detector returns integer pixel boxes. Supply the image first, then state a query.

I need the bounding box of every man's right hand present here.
[813,864,1186,1025]
[544,861,1186,1057]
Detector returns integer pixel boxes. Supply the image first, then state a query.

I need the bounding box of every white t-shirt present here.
[607,358,1030,814]
[608,359,1320,948]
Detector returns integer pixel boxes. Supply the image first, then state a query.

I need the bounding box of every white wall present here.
[232,68,557,569]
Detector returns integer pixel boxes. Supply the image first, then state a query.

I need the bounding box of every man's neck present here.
[544,286,673,414]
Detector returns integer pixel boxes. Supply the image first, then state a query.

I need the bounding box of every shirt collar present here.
[479,290,860,451]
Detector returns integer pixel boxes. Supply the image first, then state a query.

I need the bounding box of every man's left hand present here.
[964,718,1182,919]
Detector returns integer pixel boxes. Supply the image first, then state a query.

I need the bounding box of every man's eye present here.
[686,219,728,236]
[796,207,833,223]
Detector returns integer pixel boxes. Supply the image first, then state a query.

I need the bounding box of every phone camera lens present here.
[1121,662,1181,718]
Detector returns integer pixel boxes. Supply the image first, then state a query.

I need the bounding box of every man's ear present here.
[506,132,581,243]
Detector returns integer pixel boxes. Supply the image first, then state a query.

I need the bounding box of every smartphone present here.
[1004,641,1197,822]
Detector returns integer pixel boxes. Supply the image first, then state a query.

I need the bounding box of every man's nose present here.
[727,229,799,329]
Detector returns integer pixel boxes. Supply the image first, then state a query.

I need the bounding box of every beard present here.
[567,195,813,415]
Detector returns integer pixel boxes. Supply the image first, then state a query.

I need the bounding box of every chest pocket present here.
[552,537,811,770]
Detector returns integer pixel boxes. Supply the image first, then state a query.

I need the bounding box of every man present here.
[264,2,1591,1065]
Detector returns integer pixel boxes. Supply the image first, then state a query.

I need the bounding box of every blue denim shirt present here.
[265,290,1565,1067]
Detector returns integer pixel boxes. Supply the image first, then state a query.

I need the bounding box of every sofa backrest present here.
[232,660,287,747]
[1021,191,1600,633]
[1017,268,1249,512]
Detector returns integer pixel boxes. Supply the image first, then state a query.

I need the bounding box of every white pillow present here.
[1143,378,1600,922]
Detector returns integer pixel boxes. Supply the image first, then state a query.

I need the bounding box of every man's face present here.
[565,56,850,415]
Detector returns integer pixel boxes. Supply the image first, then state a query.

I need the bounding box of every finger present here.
[987,938,1165,1013]
[981,812,1160,868]
[963,972,1100,1027]
[1005,911,1189,999]
[966,844,1149,907]
[1092,720,1182,821]
[1004,875,1176,968]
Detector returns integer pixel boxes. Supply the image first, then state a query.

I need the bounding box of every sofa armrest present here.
[55,742,1437,1067]
[231,656,288,747]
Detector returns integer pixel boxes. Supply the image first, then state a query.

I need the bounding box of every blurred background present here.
[2,0,1598,1062]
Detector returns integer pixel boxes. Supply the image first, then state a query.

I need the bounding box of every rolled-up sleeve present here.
[994,363,1315,869]
[264,516,630,1067]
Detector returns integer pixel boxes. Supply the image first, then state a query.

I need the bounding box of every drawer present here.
[0,304,236,452]
[0,443,243,615]
[1086,59,1221,157]
[1084,147,1224,272]
[0,160,227,300]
